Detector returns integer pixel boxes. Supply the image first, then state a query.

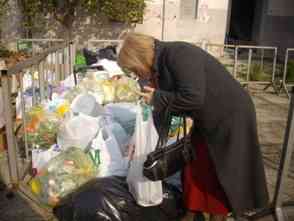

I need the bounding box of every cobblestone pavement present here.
[1,88,294,221]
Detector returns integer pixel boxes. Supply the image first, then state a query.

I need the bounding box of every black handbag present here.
[143,112,196,181]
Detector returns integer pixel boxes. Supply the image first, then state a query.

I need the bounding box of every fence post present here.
[1,70,19,185]
[273,87,294,220]
[282,49,290,97]
[38,61,45,102]
[233,47,239,79]
[247,49,253,83]
[19,72,29,161]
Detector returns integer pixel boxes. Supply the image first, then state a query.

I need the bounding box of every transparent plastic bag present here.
[25,106,61,150]
[105,103,138,136]
[100,76,140,104]
[115,76,140,103]
[30,147,97,207]
[127,104,163,207]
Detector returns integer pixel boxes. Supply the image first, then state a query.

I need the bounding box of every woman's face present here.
[134,66,152,80]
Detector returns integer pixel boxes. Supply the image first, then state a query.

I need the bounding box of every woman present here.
[118,33,269,221]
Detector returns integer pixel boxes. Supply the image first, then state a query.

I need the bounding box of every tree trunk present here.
[2,0,24,50]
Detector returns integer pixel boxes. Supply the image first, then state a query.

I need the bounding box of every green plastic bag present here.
[74,52,87,73]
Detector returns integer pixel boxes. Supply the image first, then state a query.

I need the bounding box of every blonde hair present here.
[118,33,155,78]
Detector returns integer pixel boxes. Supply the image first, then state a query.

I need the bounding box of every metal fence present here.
[280,48,294,98]
[204,43,237,75]
[196,43,279,93]
[0,41,74,219]
[233,46,278,92]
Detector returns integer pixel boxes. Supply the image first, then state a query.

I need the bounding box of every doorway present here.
[226,0,256,44]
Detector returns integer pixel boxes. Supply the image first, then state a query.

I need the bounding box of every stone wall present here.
[1,1,132,48]
[135,0,229,44]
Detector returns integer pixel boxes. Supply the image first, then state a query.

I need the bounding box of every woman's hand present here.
[137,86,155,104]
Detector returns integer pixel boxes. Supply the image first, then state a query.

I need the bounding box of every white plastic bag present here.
[127,104,163,207]
[57,113,100,151]
[91,126,128,177]
[71,93,105,117]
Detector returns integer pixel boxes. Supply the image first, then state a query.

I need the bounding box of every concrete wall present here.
[31,11,131,45]
[135,0,229,44]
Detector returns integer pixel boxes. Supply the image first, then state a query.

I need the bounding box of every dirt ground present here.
[0,86,294,221]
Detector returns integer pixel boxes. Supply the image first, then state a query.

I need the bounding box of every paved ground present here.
[0,86,294,221]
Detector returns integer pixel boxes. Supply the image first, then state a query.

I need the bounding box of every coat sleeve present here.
[151,46,206,115]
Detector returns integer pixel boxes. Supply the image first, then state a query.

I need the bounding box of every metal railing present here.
[204,43,237,75]
[280,48,294,98]
[233,45,278,92]
[0,41,75,219]
[17,38,65,54]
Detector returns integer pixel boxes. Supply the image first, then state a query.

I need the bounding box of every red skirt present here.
[183,136,230,215]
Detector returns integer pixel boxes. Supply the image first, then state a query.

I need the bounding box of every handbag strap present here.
[156,109,188,149]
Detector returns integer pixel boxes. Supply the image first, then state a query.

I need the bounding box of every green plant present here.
[100,0,145,23]
[18,0,146,39]
[250,64,271,81]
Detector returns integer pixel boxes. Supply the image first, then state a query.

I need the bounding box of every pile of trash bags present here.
[53,177,185,221]
[13,46,186,220]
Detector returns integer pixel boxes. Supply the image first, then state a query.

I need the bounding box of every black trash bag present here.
[53,176,185,221]
[98,46,117,61]
[83,48,99,66]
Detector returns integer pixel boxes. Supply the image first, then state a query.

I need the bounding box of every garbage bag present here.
[97,59,124,77]
[105,103,138,136]
[30,147,97,207]
[71,93,105,117]
[103,118,130,155]
[100,77,140,104]
[53,176,185,221]
[83,48,98,66]
[32,144,62,174]
[98,45,117,61]
[90,126,128,177]
[127,104,163,207]
[57,114,100,151]
[24,106,61,150]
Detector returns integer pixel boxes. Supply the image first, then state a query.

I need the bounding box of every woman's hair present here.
[118,32,155,78]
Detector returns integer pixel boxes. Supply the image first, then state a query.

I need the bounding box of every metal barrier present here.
[0,41,74,219]
[233,45,278,92]
[16,38,65,55]
[280,48,294,98]
[204,43,237,75]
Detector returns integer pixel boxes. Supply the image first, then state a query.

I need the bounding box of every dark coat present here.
[151,40,269,214]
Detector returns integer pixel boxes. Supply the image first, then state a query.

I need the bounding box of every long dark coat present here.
[151,40,269,215]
